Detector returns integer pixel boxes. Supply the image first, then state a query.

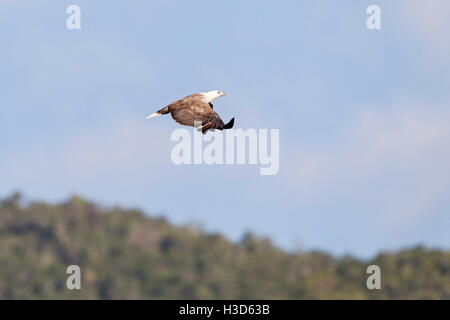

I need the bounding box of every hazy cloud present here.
[402,1,450,55]
[3,116,172,191]
[289,104,450,223]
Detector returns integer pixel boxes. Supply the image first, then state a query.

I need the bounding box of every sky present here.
[0,1,449,258]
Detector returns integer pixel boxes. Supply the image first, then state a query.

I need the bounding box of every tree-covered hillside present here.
[0,194,448,299]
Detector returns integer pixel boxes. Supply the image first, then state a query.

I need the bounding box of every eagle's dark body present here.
[147,93,234,134]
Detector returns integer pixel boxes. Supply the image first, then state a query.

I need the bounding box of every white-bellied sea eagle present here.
[146,90,234,134]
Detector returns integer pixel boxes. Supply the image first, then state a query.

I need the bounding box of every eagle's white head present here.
[202,90,226,103]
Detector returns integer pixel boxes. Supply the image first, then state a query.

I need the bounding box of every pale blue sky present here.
[1,1,449,258]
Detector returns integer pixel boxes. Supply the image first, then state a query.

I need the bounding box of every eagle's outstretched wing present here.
[169,96,230,133]
[147,92,234,134]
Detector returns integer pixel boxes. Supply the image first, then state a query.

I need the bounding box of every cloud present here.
[63,117,170,178]
[3,116,172,192]
[402,0,450,55]
[287,103,450,223]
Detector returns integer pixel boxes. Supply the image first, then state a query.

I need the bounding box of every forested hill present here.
[0,194,448,299]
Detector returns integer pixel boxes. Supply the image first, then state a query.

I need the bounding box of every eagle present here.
[146,90,234,134]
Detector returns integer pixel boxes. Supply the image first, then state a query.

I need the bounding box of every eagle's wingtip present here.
[224,118,235,129]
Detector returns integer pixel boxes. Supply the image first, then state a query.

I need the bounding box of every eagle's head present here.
[202,90,226,103]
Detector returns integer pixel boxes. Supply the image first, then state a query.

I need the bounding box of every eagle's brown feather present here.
[149,92,234,134]
[167,95,228,133]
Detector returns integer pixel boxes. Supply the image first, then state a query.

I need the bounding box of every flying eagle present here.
[146,90,234,134]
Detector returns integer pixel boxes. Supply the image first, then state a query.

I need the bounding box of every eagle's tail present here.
[145,106,170,119]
